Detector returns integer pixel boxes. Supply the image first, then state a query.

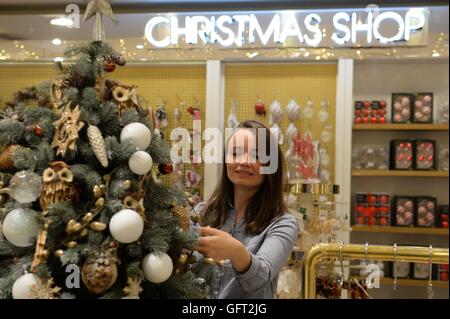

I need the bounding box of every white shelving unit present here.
[350,59,449,299]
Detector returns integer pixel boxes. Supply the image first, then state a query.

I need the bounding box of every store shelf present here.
[352,170,449,177]
[351,225,449,236]
[353,124,449,131]
[356,277,448,288]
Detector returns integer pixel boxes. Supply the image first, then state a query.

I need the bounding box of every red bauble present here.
[356,205,365,214]
[441,264,449,270]
[355,110,362,116]
[34,125,43,136]
[368,195,377,204]
[379,195,389,204]
[380,100,387,108]
[368,217,376,225]
[362,117,369,124]
[440,272,449,281]
[370,117,378,124]
[368,206,377,216]
[441,214,448,221]
[442,221,449,228]
[255,100,266,116]
[363,100,370,108]
[379,217,389,226]
[363,109,370,117]
[158,163,174,175]
[356,216,365,225]
[379,207,389,215]
[355,117,362,124]
[104,61,116,72]
[379,117,386,123]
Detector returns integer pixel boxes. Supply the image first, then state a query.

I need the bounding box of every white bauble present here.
[321,131,332,143]
[318,110,329,122]
[120,122,152,151]
[109,209,144,243]
[9,170,42,203]
[142,252,173,283]
[2,208,41,247]
[12,273,40,299]
[303,107,314,119]
[128,151,153,175]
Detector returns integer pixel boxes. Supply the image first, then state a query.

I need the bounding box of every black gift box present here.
[412,93,433,123]
[392,196,416,227]
[391,93,413,123]
[412,263,438,280]
[437,205,449,228]
[390,261,411,279]
[390,140,414,170]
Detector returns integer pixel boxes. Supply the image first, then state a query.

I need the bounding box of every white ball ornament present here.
[2,208,41,247]
[142,252,173,283]
[9,170,42,203]
[128,151,153,175]
[12,273,40,299]
[109,209,144,243]
[120,122,152,151]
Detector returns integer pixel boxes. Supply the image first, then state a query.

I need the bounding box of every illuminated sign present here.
[145,8,428,48]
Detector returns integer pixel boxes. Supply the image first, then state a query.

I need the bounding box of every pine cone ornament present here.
[110,52,127,66]
[0,145,21,170]
[171,205,190,231]
[87,125,109,167]
[61,73,86,89]
[81,252,118,295]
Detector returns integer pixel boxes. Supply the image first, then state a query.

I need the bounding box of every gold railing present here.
[303,243,449,299]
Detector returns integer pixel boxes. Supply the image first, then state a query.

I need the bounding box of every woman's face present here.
[226,129,265,190]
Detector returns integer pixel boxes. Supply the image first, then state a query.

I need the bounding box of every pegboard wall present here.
[224,63,338,182]
[0,63,206,199]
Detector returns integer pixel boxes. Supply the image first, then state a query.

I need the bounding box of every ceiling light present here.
[52,38,62,45]
[50,17,74,27]
[136,44,144,49]
[54,57,64,62]
[246,52,259,58]
[304,52,310,57]
[432,52,440,57]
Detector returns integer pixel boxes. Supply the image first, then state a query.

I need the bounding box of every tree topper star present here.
[83,0,118,41]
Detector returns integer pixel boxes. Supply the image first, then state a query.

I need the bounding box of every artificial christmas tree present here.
[0,0,210,299]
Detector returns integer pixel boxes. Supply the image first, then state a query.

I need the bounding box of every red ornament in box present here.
[354,192,390,226]
[438,205,449,228]
[391,93,412,123]
[414,140,436,170]
[413,93,433,123]
[390,140,414,170]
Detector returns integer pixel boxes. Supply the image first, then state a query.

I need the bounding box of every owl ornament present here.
[39,161,79,211]
[110,82,141,116]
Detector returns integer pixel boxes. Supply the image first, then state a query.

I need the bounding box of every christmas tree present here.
[0,1,210,299]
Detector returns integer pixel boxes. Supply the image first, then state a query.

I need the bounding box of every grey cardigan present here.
[191,201,300,299]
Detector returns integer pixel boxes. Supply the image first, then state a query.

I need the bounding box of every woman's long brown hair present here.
[199,120,287,235]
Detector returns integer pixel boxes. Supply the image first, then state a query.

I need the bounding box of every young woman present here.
[193,120,299,299]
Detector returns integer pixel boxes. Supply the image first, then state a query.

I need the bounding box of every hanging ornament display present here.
[83,0,117,42]
[122,277,142,299]
[286,99,302,122]
[155,105,168,129]
[8,170,43,203]
[0,144,21,170]
[142,252,173,283]
[128,151,153,175]
[292,131,320,181]
[185,170,201,188]
[87,125,109,167]
[171,98,185,192]
[51,103,85,157]
[39,161,79,211]
[303,99,314,120]
[12,273,40,299]
[81,251,119,294]
[255,97,266,116]
[2,208,41,247]
[109,209,144,243]
[227,96,239,129]
[269,99,284,144]
[120,122,152,151]
[171,205,190,231]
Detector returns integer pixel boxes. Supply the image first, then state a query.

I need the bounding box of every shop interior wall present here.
[224,63,338,183]
[0,64,207,199]
[351,59,449,299]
